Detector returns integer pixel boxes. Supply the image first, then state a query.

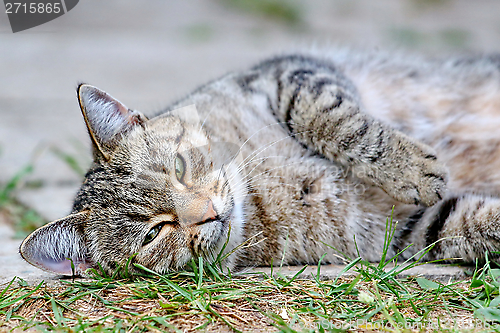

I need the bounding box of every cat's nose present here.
[201,200,217,223]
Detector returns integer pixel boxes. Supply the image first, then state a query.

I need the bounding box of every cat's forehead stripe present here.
[175,123,186,144]
[150,214,176,224]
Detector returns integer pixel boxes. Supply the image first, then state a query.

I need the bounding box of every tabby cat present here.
[20,49,500,276]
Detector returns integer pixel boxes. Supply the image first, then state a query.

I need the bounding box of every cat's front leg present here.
[270,58,448,206]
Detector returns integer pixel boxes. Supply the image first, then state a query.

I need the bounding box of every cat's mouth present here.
[195,217,219,226]
[190,201,235,254]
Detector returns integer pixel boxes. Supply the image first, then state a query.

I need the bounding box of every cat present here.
[19,49,500,276]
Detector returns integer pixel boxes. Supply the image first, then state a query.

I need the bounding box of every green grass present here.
[388,27,470,50]
[2,217,500,332]
[221,0,303,25]
[0,141,90,238]
[0,162,46,238]
[49,138,92,179]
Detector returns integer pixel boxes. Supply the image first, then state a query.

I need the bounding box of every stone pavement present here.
[0,223,56,286]
[253,262,470,282]
[1,0,500,285]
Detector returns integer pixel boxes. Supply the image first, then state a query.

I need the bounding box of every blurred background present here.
[1,0,500,229]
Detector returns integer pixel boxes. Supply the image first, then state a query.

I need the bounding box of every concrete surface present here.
[0,224,60,286]
[253,262,470,282]
[1,0,500,285]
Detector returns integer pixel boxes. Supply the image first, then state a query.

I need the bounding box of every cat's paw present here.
[381,137,448,207]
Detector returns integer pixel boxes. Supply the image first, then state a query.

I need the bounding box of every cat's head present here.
[20,84,245,276]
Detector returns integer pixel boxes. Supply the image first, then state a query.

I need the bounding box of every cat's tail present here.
[396,193,500,263]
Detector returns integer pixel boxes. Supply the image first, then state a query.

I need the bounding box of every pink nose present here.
[201,200,217,223]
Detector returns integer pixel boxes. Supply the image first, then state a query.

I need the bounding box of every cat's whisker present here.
[247,176,302,188]
[234,128,314,172]
[230,176,303,198]
[230,181,301,201]
[231,134,291,174]
[228,159,309,195]
[215,163,225,190]
[225,156,303,192]
[242,158,307,183]
[226,157,268,187]
[232,154,289,173]
[224,154,291,185]
[223,122,288,170]
[226,167,267,196]
[228,157,268,186]
[227,129,315,184]
[226,125,311,178]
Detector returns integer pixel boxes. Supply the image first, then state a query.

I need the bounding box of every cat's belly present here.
[237,147,392,266]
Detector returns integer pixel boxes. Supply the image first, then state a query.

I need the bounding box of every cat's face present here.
[20,85,245,276]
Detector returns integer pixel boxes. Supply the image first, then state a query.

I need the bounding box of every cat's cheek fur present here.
[140,246,192,275]
[212,199,246,268]
[226,199,246,267]
[211,166,247,270]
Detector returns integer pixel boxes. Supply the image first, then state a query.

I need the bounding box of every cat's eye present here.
[143,224,163,246]
[175,154,186,182]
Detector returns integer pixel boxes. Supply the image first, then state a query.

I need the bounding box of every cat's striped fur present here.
[20,49,500,275]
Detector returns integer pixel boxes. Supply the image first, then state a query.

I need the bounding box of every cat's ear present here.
[19,212,93,276]
[77,84,148,161]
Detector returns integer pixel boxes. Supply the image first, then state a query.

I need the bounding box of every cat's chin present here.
[196,219,228,253]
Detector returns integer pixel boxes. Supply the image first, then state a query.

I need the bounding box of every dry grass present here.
[1,255,500,332]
